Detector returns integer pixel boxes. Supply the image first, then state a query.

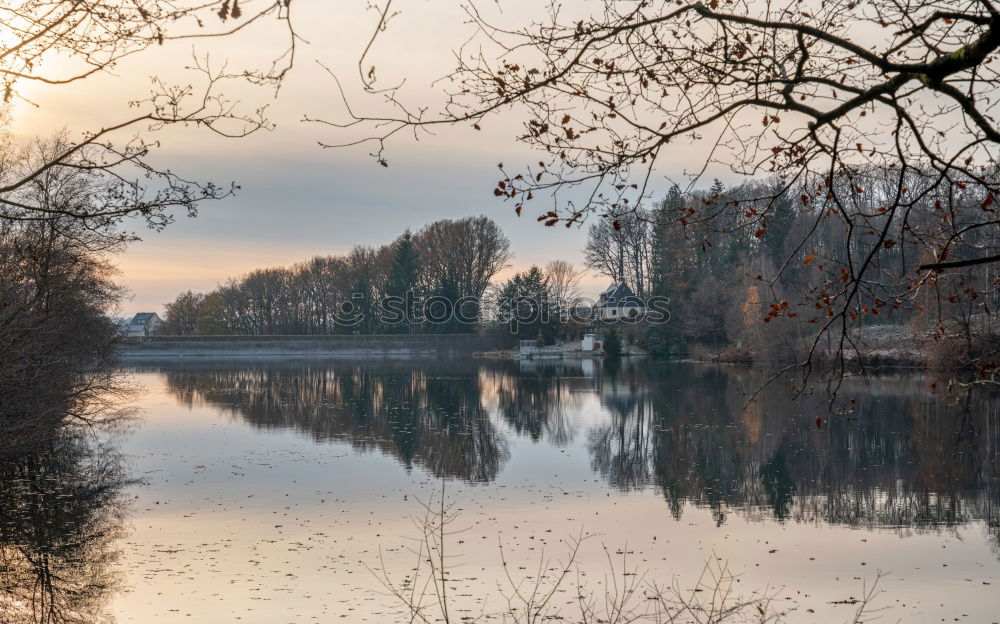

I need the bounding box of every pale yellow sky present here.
[10,0,724,314]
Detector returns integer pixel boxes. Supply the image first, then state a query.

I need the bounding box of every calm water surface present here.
[3,359,999,623]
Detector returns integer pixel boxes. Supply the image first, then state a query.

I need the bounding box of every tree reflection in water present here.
[152,358,998,546]
[159,359,511,482]
[589,363,1000,545]
[484,360,585,445]
[0,434,129,624]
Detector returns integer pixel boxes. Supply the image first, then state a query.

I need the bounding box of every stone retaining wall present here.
[120,334,499,358]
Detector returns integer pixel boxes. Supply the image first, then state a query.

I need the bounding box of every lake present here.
[2,358,998,623]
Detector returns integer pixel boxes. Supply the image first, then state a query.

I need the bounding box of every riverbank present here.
[119,334,499,358]
[680,318,1000,374]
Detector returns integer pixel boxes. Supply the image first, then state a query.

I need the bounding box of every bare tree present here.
[327,0,1000,391]
[0,217,127,446]
[0,0,300,230]
[161,217,513,335]
[584,217,629,286]
[544,260,585,311]
[413,216,512,299]
[369,486,888,623]
[162,291,206,336]
[584,209,650,295]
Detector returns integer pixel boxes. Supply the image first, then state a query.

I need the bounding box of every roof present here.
[130,312,162,324]
[596,282,645,308]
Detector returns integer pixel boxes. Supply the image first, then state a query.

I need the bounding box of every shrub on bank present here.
[602,330,622,357]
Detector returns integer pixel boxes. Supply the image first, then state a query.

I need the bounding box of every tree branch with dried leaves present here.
[323,0,1000,393]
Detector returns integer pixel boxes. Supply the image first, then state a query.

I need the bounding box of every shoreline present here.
[118,333,498,358]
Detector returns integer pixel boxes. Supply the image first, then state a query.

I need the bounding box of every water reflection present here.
[147,359,999,543]
[485,361,586,445]
[159,360,510,482]
[591,364,1000,545]
[0,434,129,624]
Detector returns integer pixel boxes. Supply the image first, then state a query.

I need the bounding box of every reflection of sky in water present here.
[108,360,1000,623]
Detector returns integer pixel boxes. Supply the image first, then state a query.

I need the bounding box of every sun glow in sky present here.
[11,1,718,314]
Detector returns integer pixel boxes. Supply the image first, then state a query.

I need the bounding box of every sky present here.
[11,1,723,315]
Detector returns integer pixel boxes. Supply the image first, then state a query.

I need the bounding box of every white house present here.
[125,312,164,338]
[594,283,647,320]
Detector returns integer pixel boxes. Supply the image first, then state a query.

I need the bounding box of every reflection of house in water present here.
[595,363,649,418]
[588,362,654,491]
[587,362,1000,539]
[146,359,1000,544]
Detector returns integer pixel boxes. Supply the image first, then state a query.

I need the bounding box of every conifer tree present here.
[385,231,421,332]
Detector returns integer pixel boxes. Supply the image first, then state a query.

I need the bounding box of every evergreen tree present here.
[602,330,622,357]
[496,266,558,344]
[761,187,795,262]
[649,184,683,299]
[349,274,373,334]
[705,179,742,279]
[384,230,421,332]
[428,275,464,334]
[647,185,703,357]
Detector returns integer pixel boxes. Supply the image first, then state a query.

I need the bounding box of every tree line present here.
[162,217,599,342]
[585,171,1000,368]
[161,217,514,335]
[161,166,1000,374]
